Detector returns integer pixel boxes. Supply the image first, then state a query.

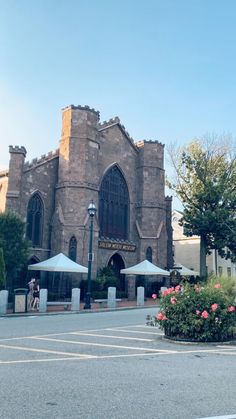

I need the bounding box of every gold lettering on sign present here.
[98,241,136,252]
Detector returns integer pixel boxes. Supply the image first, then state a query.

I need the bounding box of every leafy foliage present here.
[147,282,236,342]
[167,136,236,276]
[0,212,30,282]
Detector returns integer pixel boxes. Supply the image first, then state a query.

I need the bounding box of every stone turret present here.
[59,105,100,186]
[136,140,167,266]
[6,146,26,212]
[52,105,101,267]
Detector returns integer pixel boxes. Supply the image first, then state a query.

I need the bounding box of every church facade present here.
[0,104,173,295]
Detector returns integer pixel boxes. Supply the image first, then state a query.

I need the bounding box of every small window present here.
[146,247,152,263]
[218,266,223,277]
[69,236,77,262]
[227,267,231,277]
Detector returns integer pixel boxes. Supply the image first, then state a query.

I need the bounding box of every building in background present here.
[0,104,173,295]
[172,209,236,278]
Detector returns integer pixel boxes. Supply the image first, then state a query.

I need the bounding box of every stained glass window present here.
[26,193,44,247]
[99,166,129,240]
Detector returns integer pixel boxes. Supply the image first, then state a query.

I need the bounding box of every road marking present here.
[30,336,176,353]
[0,357,83,365]
[197,415,236,419]
[70,332,153,342]
[0,346,236,366]
[217,346,236,349]
[105,328,163,335]
[0,343,95,358]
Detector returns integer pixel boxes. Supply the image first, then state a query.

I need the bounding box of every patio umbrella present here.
[28,252,88,273]
[120,259,170,276]
[172,263,199,277]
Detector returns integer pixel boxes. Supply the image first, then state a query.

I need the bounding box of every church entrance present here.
[108,253,126,293]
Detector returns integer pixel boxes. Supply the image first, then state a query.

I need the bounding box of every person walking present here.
[32,279,40,310]
[27,278,35,311]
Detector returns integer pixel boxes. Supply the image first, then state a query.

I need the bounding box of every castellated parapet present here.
[99,117,135,144]
[23,149,59,171]
[9,145,27,156]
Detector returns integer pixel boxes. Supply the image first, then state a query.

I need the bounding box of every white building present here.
[172,210,236,278]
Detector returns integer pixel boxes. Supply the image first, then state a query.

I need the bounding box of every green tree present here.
[0,211,30,286]
[167,136,236,277]
[0,248,6,289]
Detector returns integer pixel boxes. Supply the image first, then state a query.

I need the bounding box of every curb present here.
[0,304,158,319]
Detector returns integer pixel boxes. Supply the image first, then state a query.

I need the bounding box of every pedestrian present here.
[27,278,35,311]
[32,279,40,310]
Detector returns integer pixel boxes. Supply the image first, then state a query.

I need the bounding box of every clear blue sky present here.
[1,0,236,208]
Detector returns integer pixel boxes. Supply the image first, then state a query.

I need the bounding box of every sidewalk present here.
[5,298,158,317]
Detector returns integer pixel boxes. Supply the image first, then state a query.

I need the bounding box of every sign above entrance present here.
[98,240,136,252]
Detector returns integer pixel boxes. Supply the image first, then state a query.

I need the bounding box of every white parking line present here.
[105,328,163,335]
[30,336,176,353]
[71,332,153,342]
[197,415,236,419]
[0,343,95,358]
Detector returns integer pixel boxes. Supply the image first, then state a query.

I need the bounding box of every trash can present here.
[13,288,28,313]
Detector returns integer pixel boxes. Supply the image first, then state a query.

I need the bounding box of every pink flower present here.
[170,296,177,305]
[211,303,218,312]
[196,310,201,316]
[156,312,164,320]
[194,285,201,293]
[175,285,181,293]
[227,306,235,313]
[201,310,209,319]
[152,293,157,300]
[214,283,221,289]
[156,312,167,321]
[162,287,173,296]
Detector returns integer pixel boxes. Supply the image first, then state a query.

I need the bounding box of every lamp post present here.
[84,201,97,309]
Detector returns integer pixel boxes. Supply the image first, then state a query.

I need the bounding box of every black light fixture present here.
[84,201,97,309]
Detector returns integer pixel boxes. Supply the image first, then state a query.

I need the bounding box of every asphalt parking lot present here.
[0,308,236,419]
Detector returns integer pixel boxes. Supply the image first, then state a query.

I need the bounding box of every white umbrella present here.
[120,259,170,276]
[28,252,88,273]
[173,263,199,277]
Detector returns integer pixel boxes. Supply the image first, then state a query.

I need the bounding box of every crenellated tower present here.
[136,140,170,268]
[52,105,100,269]
[6,145,27,213]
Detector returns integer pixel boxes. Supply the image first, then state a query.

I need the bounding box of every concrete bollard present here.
[0,290,8,314]
[108,287,116,308]
[137,286,144,306]
[39,289,48,313]
[71,288,80,311]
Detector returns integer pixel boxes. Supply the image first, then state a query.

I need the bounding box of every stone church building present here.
[0,104,173,297]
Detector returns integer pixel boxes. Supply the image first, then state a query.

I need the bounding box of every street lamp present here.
[84,201,97,309]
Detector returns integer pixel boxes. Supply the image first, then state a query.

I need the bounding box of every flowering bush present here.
[147,283,236,342]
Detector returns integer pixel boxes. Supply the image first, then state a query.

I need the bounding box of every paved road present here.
[0,308,236,419]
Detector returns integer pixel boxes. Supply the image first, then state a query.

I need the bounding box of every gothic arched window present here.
[99,165,129,240]
[146,246,153,263]
[69,236,77,262]
[26,193,44,247]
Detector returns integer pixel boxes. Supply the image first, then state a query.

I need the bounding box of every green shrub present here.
[147,283,236,342]
[206,275,236,299]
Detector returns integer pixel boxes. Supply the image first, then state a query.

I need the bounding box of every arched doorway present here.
[108,253,126,292]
